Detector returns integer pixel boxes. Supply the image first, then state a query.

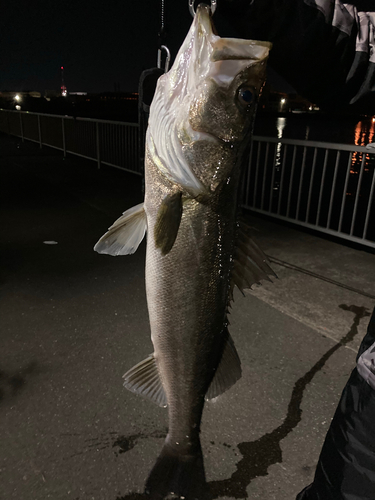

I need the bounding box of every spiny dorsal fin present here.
[123,353,167,408]
[237,228,276,277]
[231,221,277,292]
[94,202,147,256]
[235,247,273,286]
[154,192,183,255]
[231,267,247,296]
[206,329,242,400]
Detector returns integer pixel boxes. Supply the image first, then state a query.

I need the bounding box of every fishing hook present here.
[157,45,171,73]
[189,0,217,17]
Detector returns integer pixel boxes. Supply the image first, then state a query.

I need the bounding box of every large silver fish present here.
[95,5,273,499]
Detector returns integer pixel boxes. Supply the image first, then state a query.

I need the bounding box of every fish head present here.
[187,7,270,142]
[148,4,272,195]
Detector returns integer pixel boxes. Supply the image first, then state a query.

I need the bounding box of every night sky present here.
[1,0,293,94]
[1,1,200,93]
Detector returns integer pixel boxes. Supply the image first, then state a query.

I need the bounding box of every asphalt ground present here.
[1,132,375,500]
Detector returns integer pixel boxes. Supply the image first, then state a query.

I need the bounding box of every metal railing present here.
[1,109,374,248]
[0,108,140,175]
[243,136,375,248]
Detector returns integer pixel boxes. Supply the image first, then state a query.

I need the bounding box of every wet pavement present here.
[1,132,374,500]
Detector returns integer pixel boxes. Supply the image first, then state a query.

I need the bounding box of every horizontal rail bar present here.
[0,108,138,127]
[253,135,372,154]
[100,161,142,175]
[246,206,375,249]
[1,108,374,249]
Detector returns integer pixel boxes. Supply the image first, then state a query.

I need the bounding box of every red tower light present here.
[60,66,67,96]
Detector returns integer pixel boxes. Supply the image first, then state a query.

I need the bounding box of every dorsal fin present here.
[231,220,276,293]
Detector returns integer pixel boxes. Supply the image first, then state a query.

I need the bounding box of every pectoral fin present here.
[154,192,183,255]
[206,329,242,400]
[94,202,147,255]
[123,353,167,408]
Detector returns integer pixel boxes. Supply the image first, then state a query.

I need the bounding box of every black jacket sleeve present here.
[295,308,375,500]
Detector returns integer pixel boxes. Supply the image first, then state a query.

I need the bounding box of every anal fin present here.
[206,329,242,400]
[123,353,167,408]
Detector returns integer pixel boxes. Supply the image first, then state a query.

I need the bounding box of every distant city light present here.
[15,105,21,111]
[280,98,286,104]
[15,94,21,101]
[60,66,67,97]
[373,117,375,123]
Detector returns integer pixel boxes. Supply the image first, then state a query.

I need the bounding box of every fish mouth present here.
[195,3,272,63]
[147,4,271,199]
[195,3,217,35]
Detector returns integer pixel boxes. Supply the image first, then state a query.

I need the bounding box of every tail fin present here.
[145,441,211,500]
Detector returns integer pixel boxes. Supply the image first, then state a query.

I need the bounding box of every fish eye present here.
[237,87,254,106]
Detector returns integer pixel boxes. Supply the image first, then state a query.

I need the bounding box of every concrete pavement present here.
[1,132,374,500]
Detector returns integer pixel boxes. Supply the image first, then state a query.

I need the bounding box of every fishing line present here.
[161,0,165,30]
[157,0,170,72]
[159,0,166,47]
[267,255,375,300]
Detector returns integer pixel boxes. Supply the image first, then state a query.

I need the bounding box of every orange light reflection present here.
[351,119,375,169]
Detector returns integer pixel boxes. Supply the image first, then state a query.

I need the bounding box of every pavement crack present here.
[208,304,370,499]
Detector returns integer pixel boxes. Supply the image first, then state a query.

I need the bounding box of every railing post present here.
[62,117,66,157]
[96,121,101,169]
[19,111,24,142]
[37,114,42,148]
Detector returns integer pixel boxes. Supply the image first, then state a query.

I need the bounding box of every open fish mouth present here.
[196,3,271,65]
[147,4,271,198]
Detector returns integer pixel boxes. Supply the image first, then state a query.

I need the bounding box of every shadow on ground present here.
[115,305,370,500]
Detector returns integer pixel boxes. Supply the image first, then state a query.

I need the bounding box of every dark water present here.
[249,113,375,243]
[254,112,375,146]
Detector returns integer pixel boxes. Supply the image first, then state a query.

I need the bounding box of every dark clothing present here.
[217,1,375,111]
[296,309,375,500]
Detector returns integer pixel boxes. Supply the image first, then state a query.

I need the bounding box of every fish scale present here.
[145,161,236,440]
[94,4,274,498]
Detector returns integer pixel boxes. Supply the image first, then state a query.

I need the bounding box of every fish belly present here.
[144,157,236,451]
